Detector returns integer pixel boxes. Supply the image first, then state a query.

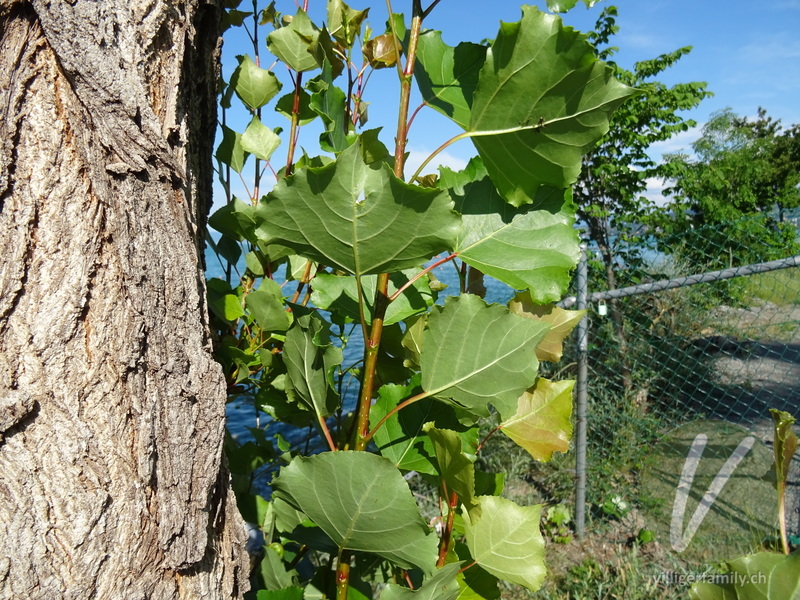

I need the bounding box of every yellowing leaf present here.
[508,292,585,362]
[500,378,574,462]
[463,496,546,592]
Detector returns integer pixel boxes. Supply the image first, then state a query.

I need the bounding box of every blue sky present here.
[219,1,800,202]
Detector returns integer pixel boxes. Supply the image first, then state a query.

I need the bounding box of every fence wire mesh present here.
[556,210,800,535]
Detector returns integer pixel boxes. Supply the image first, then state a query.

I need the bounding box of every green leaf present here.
[311,270,435,326]
[207,278,245,323]
[272,496,309,533]
[272,452,439,573]
[211,234,242,266]
[401,314,426,368]
[327,0,369,47]
[440,160,579,303]
[283,312,342,419]
[267,9,322,72]
[500,378,574,462]
[416,9,636,206]
[546,0,598,12]
[254,135,459,277]
[216,125,249,173]
[414,32,487,129]
[463,496,546,592]
[259,546,296,591]
[380,563,462,600]
[370,378,435,473]
[689,551,800,600]
[308,64,352,153]
[468,7,637,205]
[245,279,290,332]
[257,588,305,600]
[427,427,480,518]
[208,197,257,241]
[370,380,474,474]
[456,566,500,600]
[508,292,585,361]
[275,89,318,125]
[245,250,265,276]
[230,54,282,110]
[222,9,252,31]
[420,295,549,423]
[770,409,798,490]
[241,116,282,161]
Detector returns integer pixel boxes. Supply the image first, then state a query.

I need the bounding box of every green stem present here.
[352,278,389,450]
[437,491,458,567]
[389,253,457,302]
[285,71,304,176]
[476,424,502,454]
[336,550,351,600]
[409,120,562,184]
[778,480,789,555]
[409,131,472,183]
[364,389,430,443]
[354,275,371,347]
[352,3,427,452]
[318,412,337,452]
[392,2,424,180]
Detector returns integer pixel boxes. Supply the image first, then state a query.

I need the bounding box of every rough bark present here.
[0,1,249,597]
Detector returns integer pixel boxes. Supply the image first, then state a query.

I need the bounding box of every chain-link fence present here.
[557,210,800,539]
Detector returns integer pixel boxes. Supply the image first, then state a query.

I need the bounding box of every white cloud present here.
[647,125,702,160]
[404,147,470,179]
[643,176,670,207]
[739,34,800,62]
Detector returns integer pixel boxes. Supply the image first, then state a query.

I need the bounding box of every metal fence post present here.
[575,243,588,537]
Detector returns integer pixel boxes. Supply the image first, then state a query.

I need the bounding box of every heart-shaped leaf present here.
[463,496,546,592]
[500,378,574,462]
[272,452,439,573]
[414,8,636,206]
[267,9,322,73]
[254,134,460,277]
[439,159,579,303]
[241,116,282,161]
[231,54,282,110]
[469,7,637,205]
[216,125,249,173]
[421,295,549,423]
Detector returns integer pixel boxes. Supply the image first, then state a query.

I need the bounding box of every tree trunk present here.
[0,1,249,597]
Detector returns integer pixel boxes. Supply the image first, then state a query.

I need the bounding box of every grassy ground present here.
[744,267,800,306]
[471,416,779,600]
